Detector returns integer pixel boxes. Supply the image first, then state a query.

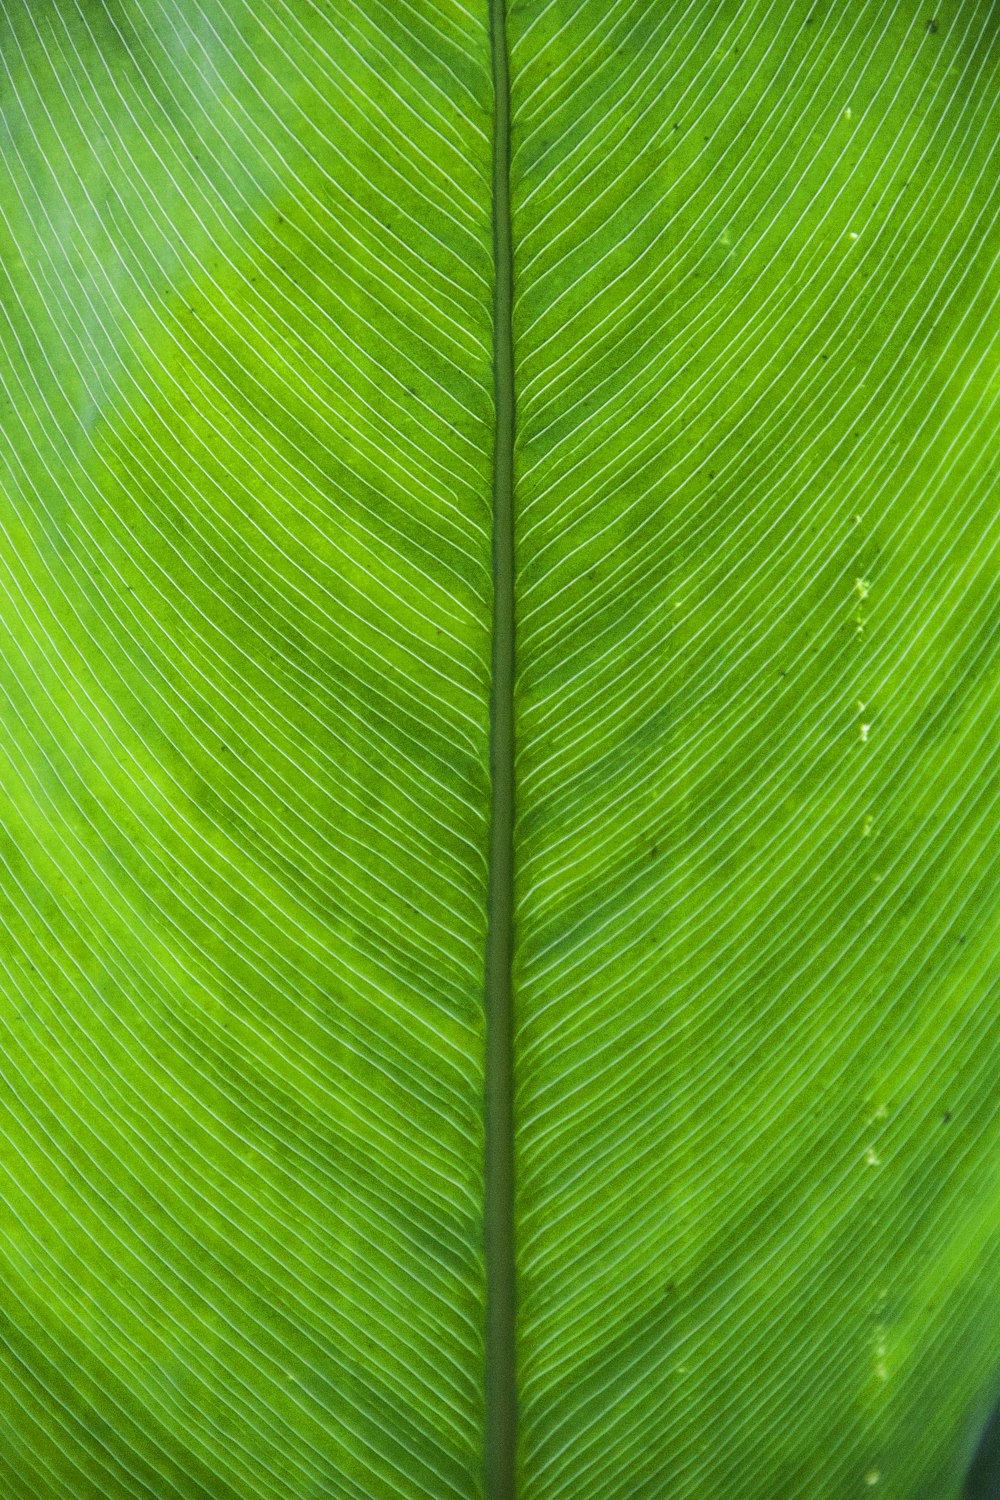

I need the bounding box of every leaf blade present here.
[510,2,1000,1495]
[0,1,494,1494]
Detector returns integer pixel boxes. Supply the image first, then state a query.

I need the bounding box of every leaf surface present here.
[509,5,1000,1497]
[0,2,997,1498]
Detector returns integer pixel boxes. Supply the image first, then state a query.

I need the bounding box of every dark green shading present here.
[484,0,517,1495]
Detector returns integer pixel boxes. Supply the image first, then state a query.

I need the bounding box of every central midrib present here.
[483,0,517,1494]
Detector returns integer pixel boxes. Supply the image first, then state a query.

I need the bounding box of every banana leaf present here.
[0,1,997,1496]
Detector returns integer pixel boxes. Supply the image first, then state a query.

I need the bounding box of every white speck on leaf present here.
[874,1327,889,1381]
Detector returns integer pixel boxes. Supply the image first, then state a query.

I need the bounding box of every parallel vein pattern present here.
[509,2,1000,1497]
[0,2,493,1496]
[2,2,999,1498]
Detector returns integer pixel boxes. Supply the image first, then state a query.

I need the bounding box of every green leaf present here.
[0,2,996,1498]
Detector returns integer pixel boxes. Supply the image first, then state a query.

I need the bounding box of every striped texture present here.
[0,2,998,1498]
[0,2,492,1496]
[510,2,1000,1497]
